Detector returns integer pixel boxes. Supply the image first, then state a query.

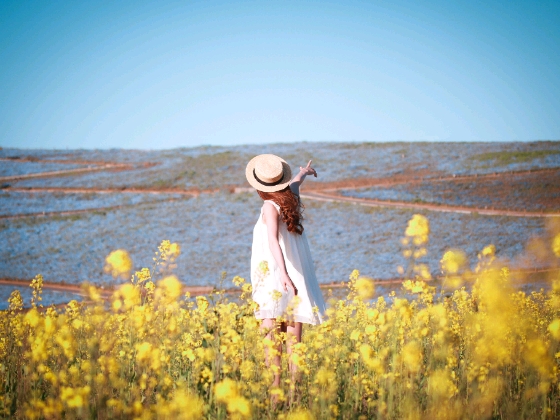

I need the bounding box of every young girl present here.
[246,154,326,388]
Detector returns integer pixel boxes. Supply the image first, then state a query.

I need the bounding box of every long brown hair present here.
[257,187,304,235]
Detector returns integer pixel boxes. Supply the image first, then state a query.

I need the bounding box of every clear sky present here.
[1,0,559,149]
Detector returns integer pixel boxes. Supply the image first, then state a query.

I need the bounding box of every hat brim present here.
[245,155,292,193]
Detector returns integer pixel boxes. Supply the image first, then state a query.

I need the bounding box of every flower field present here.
[341,169,560,213]
[1,141,559,306]
[1,218,560,419]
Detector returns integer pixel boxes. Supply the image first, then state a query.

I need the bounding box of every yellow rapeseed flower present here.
[196,296,209,312]
[355,277,375,300]
[24,308,41,328]
[258,260,270,276]
[240,360,256,381]
[157,275,183,302]
[415,263,432,281]
[156,388,204,419]
[227,395,251,418]
[402,341,422,373]
[60,385,90,409]
[481,244,496,257]
[440,249,467,275]
[215,378,238,402]
[405,214,429,245]
[8,289,23,311]
[287,409,315,420]
[168,242,181,259]
[136,342,152,362]
[157,240,181,262]
[428,369,457,400]
[548,319,560,341]
[134,267,151,284]
[315,367,335,386]
[118,283,141,308]
[8,234,560,419]
[104,249,132,278]
[524,339,552,376]
[553,233,560,257]
[403,280,427,294]
[232,276,246,287]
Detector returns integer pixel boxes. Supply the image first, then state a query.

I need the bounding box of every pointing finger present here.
[306,160,312,168]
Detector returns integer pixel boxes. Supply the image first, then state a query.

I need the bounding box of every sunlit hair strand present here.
[257,187,304,235]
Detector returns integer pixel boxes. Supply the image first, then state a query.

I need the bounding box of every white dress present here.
[250,200,326,325]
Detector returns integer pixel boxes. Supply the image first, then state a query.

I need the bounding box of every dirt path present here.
[3,159,558,219]
[1,205,127,220]
[0,277,435,299]
[2,266,555,305]
[0,278,213,298]
[0,163,134,182]
[0,157,132,166]
[5,186,218,196]
[306,167,560,191]
[4,185,555,219]
[301,190,560,218]
[0,277,344,298]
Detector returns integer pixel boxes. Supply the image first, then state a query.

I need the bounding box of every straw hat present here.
[245,154,292,192]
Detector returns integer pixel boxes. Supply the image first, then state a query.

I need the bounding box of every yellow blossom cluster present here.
[553,233,560,258]
[0,228,559,419]
[104,249,133,278]
[400,214,431,281]
[405,214,429,245]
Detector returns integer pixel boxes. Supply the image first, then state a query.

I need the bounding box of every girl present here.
[246,154,326,389]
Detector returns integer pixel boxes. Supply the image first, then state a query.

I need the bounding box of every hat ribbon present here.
[253,169,284,187]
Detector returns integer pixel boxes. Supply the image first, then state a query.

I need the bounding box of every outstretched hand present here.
[300,160,317,178]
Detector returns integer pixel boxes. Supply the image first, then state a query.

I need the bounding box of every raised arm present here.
[289,160,317,196]
[262,202,297,295]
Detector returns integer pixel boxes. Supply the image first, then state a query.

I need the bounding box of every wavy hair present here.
[257,187,304,235]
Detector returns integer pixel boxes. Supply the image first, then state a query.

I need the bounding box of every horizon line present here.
[2,138,560,152]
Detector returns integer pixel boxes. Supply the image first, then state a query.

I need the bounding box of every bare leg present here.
[286,321,302,405]
[261,318,282,386]
[286,321,302,377]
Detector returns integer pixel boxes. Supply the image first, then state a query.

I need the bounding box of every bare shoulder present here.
[262,201,279,225]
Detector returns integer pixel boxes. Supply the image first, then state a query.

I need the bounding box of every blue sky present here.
[1,0,559,149]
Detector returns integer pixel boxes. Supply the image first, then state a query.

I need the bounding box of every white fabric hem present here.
[254,310,325,326]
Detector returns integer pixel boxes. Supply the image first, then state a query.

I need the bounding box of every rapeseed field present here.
[1,216,559,419]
